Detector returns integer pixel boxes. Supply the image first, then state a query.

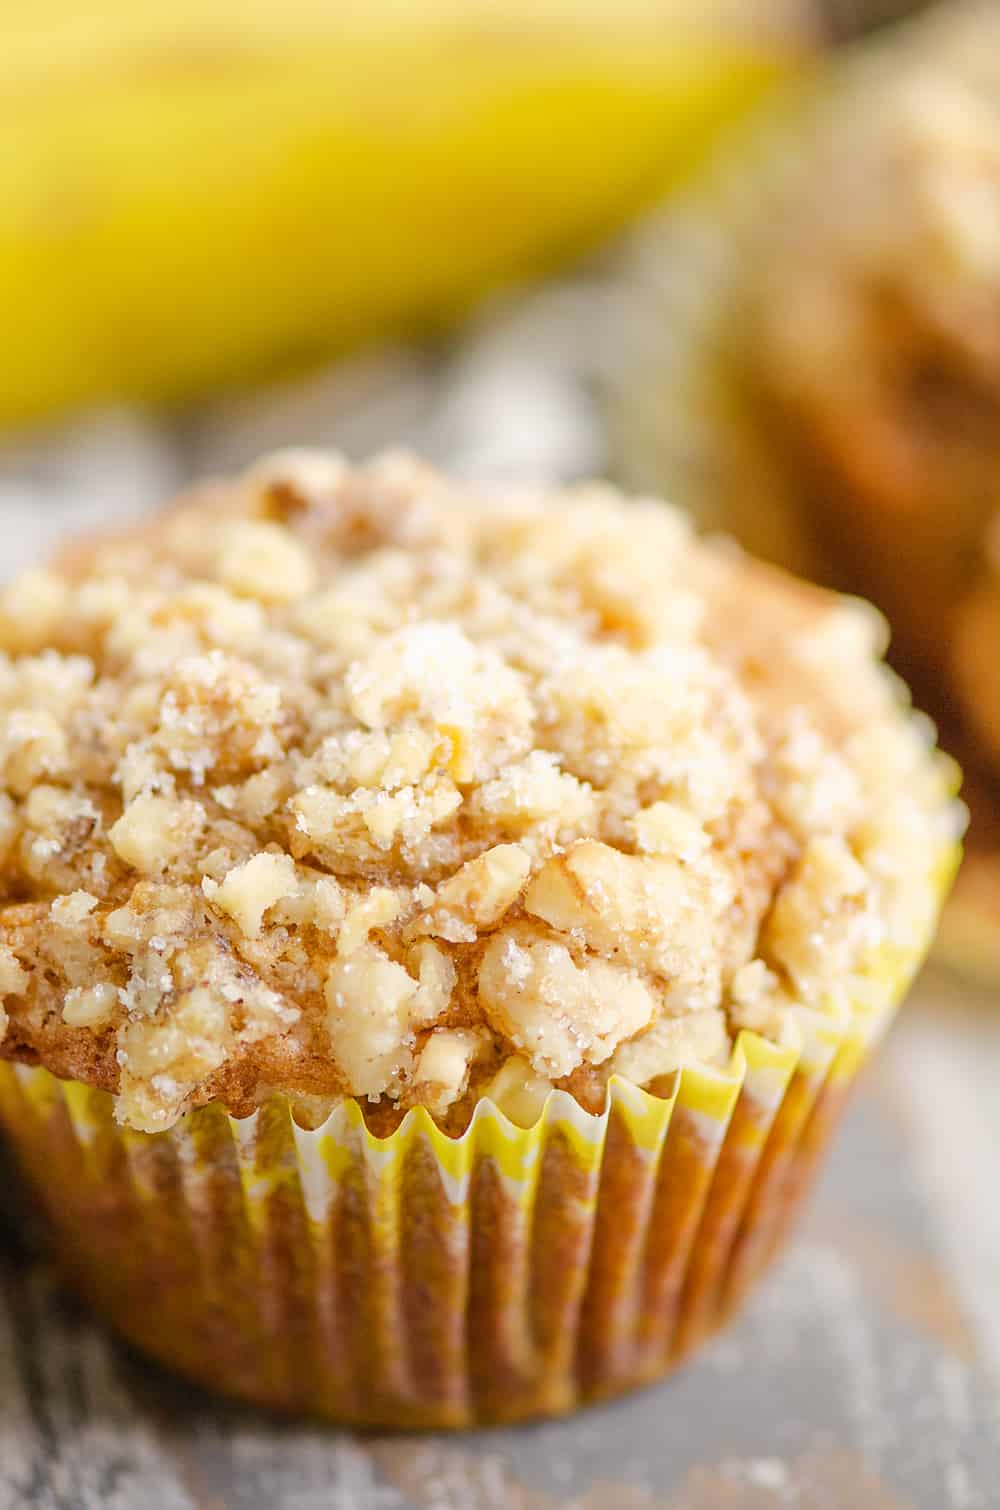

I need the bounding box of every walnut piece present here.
[479,926,658,1079]
[202,852,298,939]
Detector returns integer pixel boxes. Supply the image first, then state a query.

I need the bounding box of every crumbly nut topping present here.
[412,1026,489,1114]
[419,845,531,942]
[478,925,659,1080]
[0,453,955,1130]
[202,852,298,939]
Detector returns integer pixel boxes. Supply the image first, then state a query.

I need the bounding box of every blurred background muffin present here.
[619,0,1000,979]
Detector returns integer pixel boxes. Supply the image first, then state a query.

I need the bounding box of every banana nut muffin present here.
[0,451,956,1135]
[748,5,1000,687]
[734,1,997,969]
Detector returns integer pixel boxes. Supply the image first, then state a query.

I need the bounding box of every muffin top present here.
[0,452,955,1131]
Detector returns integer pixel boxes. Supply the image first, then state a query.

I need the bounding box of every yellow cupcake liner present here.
[0,839,955,1431]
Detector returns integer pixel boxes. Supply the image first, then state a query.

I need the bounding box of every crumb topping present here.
[0,452,955,1130]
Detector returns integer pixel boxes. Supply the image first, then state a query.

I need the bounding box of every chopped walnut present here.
[324,944,419,1098]
[202,852,298,938]
[413,1027,488,1112]
[631,802,710,861]
[291,778,462,864]
[763,837,874,1003]
[0,709,69,796]
[216,520,317,602]
[482,1055,553,1127]
[302,726,447,792]
[406,940,457,1024]
[727,959,790,1042]
[154,652,287,786]
[524,842,729,1010]
[479,925,658,1079]
[49,890,98,928]
[419,845,530,942]
[609,1007,730,1084]
[117,985,230,1132]
[345,623,534,782]
[0,570,69,654]
[19,786,101,889]
[110,793,206,877]
[476,750,586,814]
[0,943,27,999]
[338,888,402,956]
[63,983,119,1030]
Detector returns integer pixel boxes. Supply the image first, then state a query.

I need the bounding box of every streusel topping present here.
[0,452,955,1130]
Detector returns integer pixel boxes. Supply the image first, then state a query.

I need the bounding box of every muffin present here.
[749,14,1000,685]
[619,0,995,976]
[0,451,958,1426]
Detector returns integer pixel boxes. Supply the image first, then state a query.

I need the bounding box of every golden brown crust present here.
[0,451,954,1129]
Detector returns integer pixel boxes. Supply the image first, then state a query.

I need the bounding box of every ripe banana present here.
[0,1,811,429]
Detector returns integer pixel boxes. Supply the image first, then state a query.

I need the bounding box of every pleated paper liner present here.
[0,859,955,1431]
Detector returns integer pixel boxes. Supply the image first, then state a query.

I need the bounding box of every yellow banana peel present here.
[1,1,813,429]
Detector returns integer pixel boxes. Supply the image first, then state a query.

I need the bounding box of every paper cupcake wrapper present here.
[0,868,951,1432]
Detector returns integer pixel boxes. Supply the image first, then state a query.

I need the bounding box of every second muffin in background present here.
[619,0,995,977]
